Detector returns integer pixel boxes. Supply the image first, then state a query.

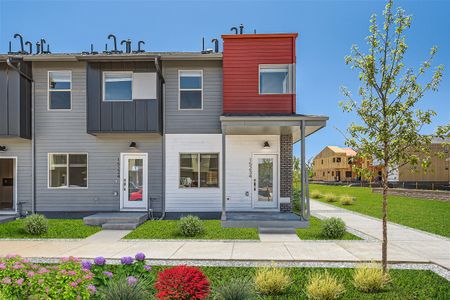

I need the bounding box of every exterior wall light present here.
[0,145,7,152]
[263,141,270,149]
[129,142,137,149]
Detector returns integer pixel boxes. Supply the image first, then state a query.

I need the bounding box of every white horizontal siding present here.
[165,134,222,212]
[225,135,280,211]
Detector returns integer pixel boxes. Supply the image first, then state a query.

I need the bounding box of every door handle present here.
[123,178,127,191]
[253,179,256,191]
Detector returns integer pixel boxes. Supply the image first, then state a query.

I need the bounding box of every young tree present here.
[340,0,449,272]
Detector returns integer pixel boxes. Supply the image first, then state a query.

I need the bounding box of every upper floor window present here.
[103,72,133,102]
[48,153,87,188]
[259,64,293,94]
[48,71,71,110]
[179,70,203,110]
[336,157,342,163]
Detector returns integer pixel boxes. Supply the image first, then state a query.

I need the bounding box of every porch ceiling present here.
[220,114,328,143]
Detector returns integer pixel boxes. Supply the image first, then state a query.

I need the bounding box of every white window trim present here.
[47,153,88,189]
[178,152,219,189]
[258,64,295,95]
[178,69,203,110]
[102,71,134,102]
[48,70,72,111]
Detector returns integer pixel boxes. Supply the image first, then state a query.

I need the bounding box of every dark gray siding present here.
[87,62,162,134]
[163,60,222,133]
[0,62,32,139]
[0,138,32,212]
[33,62,162,212]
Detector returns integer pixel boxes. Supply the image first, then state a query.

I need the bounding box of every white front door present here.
[252,154,278,209]
[120,153,148,211]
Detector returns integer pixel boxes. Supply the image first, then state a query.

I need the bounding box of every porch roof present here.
[220,114,328,142]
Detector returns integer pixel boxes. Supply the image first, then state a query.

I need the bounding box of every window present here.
[336,157,342,163]
[333,158,336,163]
[323,172,325,176]
[345,171,352,178]
[48,71,71,110]
[179,153,219,188]
[49,154,87,188]
[179,70,203,109]
[103,72,133,101]
[259,64,293,94]
[332,171,334,176]
[321,159,323,164]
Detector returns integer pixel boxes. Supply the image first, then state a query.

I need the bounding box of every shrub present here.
[96,275,148,300]
[254,266,291,295]
[310,190,323,199]
[321,217,346,239]
[306,271,345,300]
[178,215,204,237]
[23,214,49,235]
[339,195,355,205]
[0,255,93,299]
[214,277,255,300]
[155,265,210,299]
[353,263,390,293]
[323,193,338,202]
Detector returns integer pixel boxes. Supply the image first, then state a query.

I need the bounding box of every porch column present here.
[221,133,226,220]
[300,120,309,220]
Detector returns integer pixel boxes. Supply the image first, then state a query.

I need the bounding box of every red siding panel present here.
[222,34,297,114]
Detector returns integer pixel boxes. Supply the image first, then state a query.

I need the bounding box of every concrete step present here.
[0,215,16,225]
[258,227,297,234]
[102,222,139,230]
[84,212,148,226]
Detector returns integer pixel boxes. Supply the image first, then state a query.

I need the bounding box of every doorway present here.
[0,158,16,213]
[120,153,148,211]
[252,154,278,209]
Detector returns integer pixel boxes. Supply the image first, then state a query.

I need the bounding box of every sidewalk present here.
[0,202,448,269]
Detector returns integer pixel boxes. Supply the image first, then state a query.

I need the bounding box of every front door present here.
[252,154,278,209]
[0,158,15,213]
[120,153,148,211]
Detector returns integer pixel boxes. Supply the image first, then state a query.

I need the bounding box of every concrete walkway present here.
[311,200,450,269]
[0,202,448,269]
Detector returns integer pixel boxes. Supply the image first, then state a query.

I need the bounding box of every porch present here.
[220,114,328,228]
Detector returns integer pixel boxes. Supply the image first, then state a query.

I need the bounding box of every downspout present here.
[6,58,35,214]
[156,57,166,220]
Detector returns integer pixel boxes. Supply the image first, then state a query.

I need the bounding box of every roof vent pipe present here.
[239,24,244,34]
[46,44,51,54]
[40,39,47,54]
[230,27,238,34]
[211,38,219,53]
[136,41,145,53]
[13,33,25,54]
[108,34,121,53]
[25,41,32,54]
[36,42,41,54]
[8,41,14,54]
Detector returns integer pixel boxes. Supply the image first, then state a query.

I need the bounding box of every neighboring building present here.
[311,146,381,182]
[0,31,328,227]
[395,138,450,184]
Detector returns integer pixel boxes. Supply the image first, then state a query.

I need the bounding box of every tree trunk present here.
[381,167,389,273]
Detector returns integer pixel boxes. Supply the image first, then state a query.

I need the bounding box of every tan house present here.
[311,146,382,182]
[396,138,450,184]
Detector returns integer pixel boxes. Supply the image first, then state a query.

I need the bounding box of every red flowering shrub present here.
[154,266,210,300]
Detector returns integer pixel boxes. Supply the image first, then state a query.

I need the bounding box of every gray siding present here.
[87,62,162,133]
[163,60,222,133]
[33,62,162,212]
[0,138,32,212]
[0,62,32,139]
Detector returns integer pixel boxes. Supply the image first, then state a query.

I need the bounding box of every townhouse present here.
[0,31,328,227]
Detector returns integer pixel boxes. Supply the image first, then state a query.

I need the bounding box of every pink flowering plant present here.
[0,255,94,299]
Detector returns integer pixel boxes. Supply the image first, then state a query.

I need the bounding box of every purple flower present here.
[144,265,152,272]
[27,271,35,278]
[135,252,146,261]
[126,276,138,286]
[0,263,6,270]
[102,271,113,278]
[2,277,12,284]
[16,278,24,286]
[120,256,133,265]
[68,270,77,276]
[94,256,106,266]
[88,284,97,294]
[81,260,92,270]
[69,281,78,288]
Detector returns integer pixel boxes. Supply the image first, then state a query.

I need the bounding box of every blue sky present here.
[1,0,449,159]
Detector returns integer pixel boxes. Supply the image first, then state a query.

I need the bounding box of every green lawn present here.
[0,219,101,239]
[141,266,449,299]
[124,220,259,240]
[309,184,450,237]
[296,216,361,240]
